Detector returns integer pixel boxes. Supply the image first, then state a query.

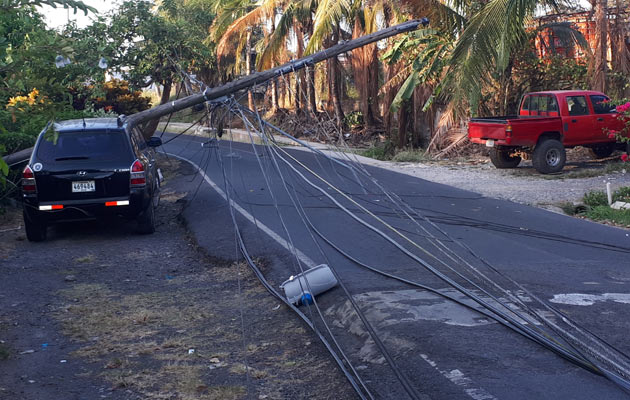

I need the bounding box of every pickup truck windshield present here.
[589,95,615,114]
[37,130,130,162]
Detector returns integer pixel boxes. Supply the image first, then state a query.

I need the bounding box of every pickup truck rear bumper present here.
[469,137,512,146]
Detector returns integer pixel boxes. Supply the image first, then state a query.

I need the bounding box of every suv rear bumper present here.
[23,189,150,223]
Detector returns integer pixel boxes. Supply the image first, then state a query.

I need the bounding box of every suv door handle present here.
[571,119,577,123]
[597,117,604,121]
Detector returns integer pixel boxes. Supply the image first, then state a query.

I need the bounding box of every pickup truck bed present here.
[469,116,562,148]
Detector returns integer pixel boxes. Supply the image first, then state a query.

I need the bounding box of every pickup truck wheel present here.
[23,210,47,242]
[533,139,566,174]
[588,143,615,159]
[489,148,521,168]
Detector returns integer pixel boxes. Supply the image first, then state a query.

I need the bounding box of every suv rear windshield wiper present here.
[54,156,90,161]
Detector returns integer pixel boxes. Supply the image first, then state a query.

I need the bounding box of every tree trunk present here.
[269,19,279,112]
[612,0,630,97]
[397,100,408,148]
[142,79,172,140]
[351,16,377,130]
[246,29,255,110]
[383,58,400,140]
[591,0,608,92]
[306,66,317,115]
[271,79,279,112]
[295,22,308,115]
[328,29,345,129]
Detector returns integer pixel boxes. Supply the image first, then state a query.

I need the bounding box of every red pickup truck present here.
[468,90,624,173]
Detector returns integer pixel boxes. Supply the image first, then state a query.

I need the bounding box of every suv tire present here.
[24,210,47,242]
[136,202,156,234]
[588,143,615,159]
[489,148,521,168]
[533,139,566,174]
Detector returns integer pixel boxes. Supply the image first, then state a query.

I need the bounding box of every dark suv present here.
[21,117,162,241]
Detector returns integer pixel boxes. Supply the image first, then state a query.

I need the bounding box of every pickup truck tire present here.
[489,148,521,168]
[588,143,615,159]
[533,139,566,174]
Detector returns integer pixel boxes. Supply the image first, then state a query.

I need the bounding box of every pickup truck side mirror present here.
[147,136,162,147]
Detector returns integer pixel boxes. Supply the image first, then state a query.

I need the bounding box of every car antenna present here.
[82,117,86,129]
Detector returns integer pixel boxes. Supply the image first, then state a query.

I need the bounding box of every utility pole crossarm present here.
[126,19,428,127]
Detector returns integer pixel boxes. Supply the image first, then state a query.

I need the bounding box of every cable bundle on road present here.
[158,33,630,398]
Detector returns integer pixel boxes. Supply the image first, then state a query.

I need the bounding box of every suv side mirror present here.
[147,136,162,147]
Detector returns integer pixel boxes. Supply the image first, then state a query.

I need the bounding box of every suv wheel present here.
[489,148,521,168]
[136,201,156,234]
[588,143,615,159]
[23,210,47,242]
[533,139,566,174]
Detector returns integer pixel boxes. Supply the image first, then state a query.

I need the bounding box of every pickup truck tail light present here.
[22,165,37,194]
[505,124,512,137]
[130,160,146,187]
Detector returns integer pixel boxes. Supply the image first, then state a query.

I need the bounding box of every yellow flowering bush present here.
[6,88,43,109]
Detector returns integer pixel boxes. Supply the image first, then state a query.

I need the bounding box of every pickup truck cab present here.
[468,90,623,173]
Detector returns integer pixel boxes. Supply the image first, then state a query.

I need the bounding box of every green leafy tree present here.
[105,0,216,138]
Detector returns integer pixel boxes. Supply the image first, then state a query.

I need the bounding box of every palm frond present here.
[306,0,351,54]
[257,1,301,70]
[216,7,264,60]
[379,65,413,95]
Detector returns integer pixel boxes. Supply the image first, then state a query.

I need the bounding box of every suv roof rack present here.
[117,114,126,127]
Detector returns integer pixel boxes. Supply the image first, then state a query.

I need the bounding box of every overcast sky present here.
[40,0,118,29]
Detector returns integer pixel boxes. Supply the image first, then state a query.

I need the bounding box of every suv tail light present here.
[22,165,37,194]
[130,160,146,187]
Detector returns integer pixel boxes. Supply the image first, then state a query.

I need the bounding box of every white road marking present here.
[550,293,630,306]
[167,152,316,268]
[420,354,498,400]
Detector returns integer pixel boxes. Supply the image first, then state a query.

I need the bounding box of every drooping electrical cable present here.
[161,54,630,395]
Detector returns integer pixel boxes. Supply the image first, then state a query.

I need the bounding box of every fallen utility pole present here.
[126,19,428,127]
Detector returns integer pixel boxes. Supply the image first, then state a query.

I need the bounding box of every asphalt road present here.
[163,131,630,400]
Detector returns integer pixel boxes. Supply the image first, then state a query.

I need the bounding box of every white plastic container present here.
[280,264,338,305]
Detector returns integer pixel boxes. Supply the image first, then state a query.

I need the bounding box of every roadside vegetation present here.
[561,187,630,227]
[2,0,628,188]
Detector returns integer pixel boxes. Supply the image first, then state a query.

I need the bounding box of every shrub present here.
[583,190,608,207]
[361,143,394,161]
[0,132,36,154]
[344,111,364,128]
[91,79,151,115]
[392,149,426,163]
[613,186,630,203]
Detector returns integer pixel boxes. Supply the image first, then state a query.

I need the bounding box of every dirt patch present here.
[0,157,354,399]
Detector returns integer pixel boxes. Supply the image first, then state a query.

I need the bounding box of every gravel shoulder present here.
[0,156,353,400]
[327,148,630,212]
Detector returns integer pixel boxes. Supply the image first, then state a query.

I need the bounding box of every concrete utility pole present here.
[126,19,428,128]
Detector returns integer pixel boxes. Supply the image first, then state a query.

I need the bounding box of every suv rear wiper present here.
[54,156,90,161]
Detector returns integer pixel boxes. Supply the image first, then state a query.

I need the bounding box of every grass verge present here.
[560,186,630,228]
[582,206,630,227]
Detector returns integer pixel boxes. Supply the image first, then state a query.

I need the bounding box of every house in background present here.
[534,7,630,64]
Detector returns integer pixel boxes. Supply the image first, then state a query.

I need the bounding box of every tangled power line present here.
[154,22,630,399]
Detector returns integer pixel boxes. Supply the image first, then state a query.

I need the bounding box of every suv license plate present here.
[72,180,95,192]
[485,139,495,147]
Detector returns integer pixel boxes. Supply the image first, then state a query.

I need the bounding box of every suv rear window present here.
[37,130,131,162]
